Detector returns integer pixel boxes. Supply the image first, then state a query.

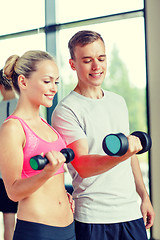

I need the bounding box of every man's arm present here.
[131,155,155,229]
[67,137,143,178]
[52,104,143,177]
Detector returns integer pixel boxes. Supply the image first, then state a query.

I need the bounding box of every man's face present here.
[69,39,107,89]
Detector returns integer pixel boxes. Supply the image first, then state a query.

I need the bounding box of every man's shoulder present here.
[56,91,81,110]
[53,92,77,118]
[59,91,75,104]
[104,90,126,103]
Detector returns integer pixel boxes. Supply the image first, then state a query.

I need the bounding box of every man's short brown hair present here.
[68,30,105,60]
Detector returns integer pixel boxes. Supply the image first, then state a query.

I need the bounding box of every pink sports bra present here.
[7,115,65,178]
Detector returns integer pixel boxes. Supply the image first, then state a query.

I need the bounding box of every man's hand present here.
[66,192,75,213]
[141,196,155,229]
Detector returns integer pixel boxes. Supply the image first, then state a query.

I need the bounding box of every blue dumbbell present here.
[30,148,74,170]
[102,131,152,157]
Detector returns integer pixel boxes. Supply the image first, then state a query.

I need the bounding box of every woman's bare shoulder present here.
[0,118,25,141]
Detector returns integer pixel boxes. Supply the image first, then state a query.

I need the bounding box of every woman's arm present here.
[0,120,65,202]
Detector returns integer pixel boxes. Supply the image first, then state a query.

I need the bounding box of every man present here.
[52,30,155,240]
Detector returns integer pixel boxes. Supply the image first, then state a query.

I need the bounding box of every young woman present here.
[0,50,76,240]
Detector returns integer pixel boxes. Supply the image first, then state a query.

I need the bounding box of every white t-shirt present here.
[52,90,142,223]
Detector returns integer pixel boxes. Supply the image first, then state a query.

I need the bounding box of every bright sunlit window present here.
[0,0,45,35]
[56,0,144,23]
[0,33,46,68]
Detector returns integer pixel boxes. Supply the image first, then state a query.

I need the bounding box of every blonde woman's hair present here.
[3,50,54,94]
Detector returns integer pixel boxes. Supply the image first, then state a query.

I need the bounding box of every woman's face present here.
[23,60,59,108]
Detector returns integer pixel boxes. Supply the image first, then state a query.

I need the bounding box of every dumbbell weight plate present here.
[131,131,152,154]
[30,155,48,170]
[61,148,75,163]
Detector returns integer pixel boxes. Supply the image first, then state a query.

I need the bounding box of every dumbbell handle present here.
[30,148,74,170]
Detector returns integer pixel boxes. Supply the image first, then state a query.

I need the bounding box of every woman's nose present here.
[51,82,58,92]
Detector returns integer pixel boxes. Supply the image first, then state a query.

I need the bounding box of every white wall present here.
[145,0,160,239]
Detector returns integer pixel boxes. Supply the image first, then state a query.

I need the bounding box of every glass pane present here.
[0,32,46,118]
[56,0,143,23]
[57,17,149,189]
[0,33,46,68]
[0,0,45,35]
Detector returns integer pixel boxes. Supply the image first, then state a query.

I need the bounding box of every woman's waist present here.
[17,191,73,226]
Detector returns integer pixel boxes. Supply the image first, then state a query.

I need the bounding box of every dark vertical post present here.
[45,0,57,124]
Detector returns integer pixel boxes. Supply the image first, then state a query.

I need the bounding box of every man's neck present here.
[74,86,103,99]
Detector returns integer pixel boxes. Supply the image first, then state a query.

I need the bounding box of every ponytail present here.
[3,50,54,94]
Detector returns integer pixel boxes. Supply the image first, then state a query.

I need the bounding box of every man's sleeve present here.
[52,104,87,146]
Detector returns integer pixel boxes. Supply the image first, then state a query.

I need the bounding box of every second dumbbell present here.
[30,148,74,170]
[102,131,152,157]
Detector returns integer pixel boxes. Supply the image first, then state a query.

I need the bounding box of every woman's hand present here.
[43,151,66,175]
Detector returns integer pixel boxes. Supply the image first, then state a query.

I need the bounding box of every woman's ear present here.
[18,75,27,90]
[69,59,76,71]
